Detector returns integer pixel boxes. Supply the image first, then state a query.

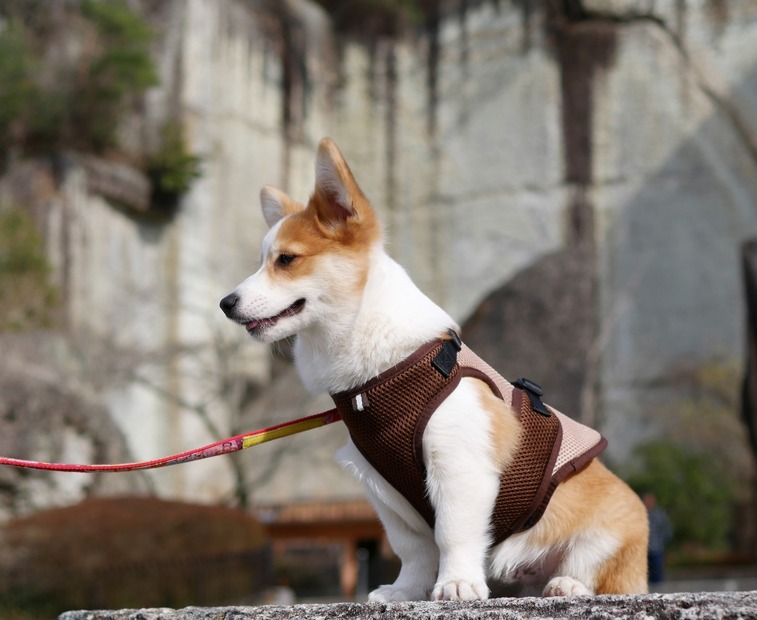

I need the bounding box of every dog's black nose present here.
[220,293,239,317]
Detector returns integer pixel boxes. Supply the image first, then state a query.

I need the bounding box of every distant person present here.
[643,492,673,584]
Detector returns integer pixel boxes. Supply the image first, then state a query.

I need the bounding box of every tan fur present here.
[266,191,381,295]
[261,185,304,221]
[263,143,382,297]
[473,380,521,471]
[529,459,648,593]
[312,139,372,232]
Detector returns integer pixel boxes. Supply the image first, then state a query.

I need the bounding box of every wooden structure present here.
[256,499,390,598]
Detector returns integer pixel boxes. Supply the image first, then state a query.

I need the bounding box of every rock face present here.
[0,333,147,517]
[1,0,756,509]
[460,2,757,458]
[57,592,757,620]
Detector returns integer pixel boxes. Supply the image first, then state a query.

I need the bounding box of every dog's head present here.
[220,138,383,343]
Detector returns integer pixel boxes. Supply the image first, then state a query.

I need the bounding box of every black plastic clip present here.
[432,330,462,378]
[513,377,552,417]
[448,329,462,351]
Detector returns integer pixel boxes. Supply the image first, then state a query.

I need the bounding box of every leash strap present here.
[0,409,342,473]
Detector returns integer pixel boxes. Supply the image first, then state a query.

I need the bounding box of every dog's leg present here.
[423,380,502,601]
[337,440,438,601]
[366,492,439,602]
[542,523,648,596]
[530,460,649,596]
[541,529,618,596]
[425,464,498,600]
[543,575,592,596]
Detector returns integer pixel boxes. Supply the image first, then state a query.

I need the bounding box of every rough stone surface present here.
[58,592,757,620]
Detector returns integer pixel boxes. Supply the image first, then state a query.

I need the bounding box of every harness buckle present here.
[432,331,462,378]
[513,377,552,417]
[447,329,462,351]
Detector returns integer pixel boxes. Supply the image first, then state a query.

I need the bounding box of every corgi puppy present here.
[220,138,648,601]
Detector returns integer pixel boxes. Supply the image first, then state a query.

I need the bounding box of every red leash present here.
[0,409,343,473]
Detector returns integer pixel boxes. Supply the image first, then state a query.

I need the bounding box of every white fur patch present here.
[490,532,558,584]
[336,440,431,535]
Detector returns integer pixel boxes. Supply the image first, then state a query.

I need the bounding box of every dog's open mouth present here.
[245,298,306,333]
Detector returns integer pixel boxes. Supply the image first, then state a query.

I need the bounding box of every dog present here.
[220,138,649,601]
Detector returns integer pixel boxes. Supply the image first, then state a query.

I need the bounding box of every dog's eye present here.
[276,253,297,267]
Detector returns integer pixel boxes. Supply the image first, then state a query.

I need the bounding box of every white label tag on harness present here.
[352,393,369,412]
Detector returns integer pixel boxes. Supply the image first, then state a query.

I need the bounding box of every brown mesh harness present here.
[331,333,607,544]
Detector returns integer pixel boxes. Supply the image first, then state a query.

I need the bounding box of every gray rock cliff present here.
[0,0,755,512]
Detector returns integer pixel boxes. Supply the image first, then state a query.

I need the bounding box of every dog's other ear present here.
[312,138,374,232]
[260,186,304,228]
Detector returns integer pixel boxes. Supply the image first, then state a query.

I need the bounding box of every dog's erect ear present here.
[312,138,373,232]
[260,186,305,228]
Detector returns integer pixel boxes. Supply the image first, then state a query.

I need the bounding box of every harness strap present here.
[490,387,562,541]
[332,339,455,528]
[332,336,583,545]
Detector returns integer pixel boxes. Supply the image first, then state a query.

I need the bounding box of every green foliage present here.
[76,0,158,150]
[0,2,202,208]
[0,205,58,330]
[620,361,756,560]
[0,0,157,158]
[147,121,203,202]
[0,19,35,148]
[625,440,735,552]
[0,21,33,130]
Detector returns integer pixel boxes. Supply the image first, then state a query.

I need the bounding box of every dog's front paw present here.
[432,578,489,601]
[543,576,592,597]
[369,584,427,602]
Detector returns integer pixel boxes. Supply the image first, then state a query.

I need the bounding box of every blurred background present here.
[0,0,756,615]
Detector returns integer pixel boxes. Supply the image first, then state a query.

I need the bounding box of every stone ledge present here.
[59,591,757,620]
